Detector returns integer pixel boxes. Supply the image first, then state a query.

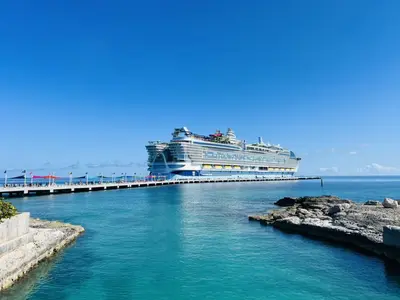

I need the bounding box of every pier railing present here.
[0,176,321,198]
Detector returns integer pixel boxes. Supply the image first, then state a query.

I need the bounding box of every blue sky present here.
[1,0,399,176]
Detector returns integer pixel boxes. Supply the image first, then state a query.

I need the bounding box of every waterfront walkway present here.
[0,176,321,198]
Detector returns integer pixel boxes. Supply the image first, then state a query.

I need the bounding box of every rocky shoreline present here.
[249,195,400,263]
[0,216,84,291]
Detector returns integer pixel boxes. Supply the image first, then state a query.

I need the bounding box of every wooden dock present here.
[0,176,321,198]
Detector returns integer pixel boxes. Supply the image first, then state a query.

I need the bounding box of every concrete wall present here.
[383,225,400,248]
[0,213,30,244]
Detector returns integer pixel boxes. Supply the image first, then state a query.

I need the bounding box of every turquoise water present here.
[2,177,400,300]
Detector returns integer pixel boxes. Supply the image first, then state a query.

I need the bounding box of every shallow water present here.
[2,177,400,300]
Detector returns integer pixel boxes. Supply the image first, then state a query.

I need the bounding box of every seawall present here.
[0,214,84,291]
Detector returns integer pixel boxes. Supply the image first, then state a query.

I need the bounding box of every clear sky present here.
[1,0,399,177]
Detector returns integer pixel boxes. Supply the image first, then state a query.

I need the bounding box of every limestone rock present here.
[297,195,351,205]
[274,197,297,207]
[327,203,351,215]
[277,216,301,225]
[384,225,400,248]
[249,195,400,264]
[333,212,347,218]
[248,215,262,221]
[383,198,398,209]
[297,208,311,217]
[328,205,342,215]
[319,215,333,221]
[364,200,381,206]
[341,203,352,210]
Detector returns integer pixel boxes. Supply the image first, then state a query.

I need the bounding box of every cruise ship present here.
[146,127,301,179]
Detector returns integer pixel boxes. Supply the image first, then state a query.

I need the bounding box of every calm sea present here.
[1,176,400,300]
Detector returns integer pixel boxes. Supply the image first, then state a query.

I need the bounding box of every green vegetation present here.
[0,198,17,220]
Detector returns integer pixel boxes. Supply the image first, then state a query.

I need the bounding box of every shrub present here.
[0,198,17,220]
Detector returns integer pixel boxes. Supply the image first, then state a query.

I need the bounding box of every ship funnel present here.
[258,137,264,144]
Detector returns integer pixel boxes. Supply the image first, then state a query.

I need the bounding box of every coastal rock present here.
[298,196,353,210]
[326,203,352,216]
[276,216,301,225]
[248,215,262,221]
[274,197,297,207]
[383,225,400,248]
[249,195,400,264]
[342,203,352,210]
[328,205,342,215]
[297,195,349,205]
[332,212,347,218]
[297,208,311,217]
[319,215,333,221]
[383,198,398,209]
[364,200,381,206]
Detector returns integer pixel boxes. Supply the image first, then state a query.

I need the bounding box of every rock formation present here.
[383,198,399,209]
[364,200,382,206]
[249,195,400,263]
[0,215,84,291]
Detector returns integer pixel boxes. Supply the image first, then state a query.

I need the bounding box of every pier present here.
[0,176,321,198]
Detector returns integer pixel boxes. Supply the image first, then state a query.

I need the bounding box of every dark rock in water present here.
[274,197,297,207]
[364,200,381,206]
[249,195,400,264]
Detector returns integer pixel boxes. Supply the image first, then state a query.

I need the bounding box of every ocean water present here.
[1,176,400,300]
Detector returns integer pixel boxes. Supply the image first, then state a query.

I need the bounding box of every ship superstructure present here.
[146,127,301,179]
